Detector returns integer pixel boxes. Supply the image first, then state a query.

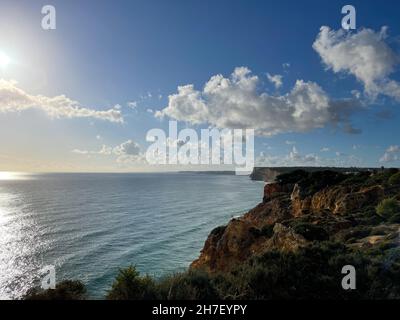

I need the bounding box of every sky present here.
[0,0,400,172]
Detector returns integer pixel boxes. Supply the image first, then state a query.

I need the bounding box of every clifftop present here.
[250,166,381,182]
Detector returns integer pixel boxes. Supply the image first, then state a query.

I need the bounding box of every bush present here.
[276,170,308,185]
[158,270,219,300]
[249,224,276,239]
[376,198,400,219]
[341,171,371,186]
[388,212,400,223]
[367,169,398,186]
[25,280,86,300]
[106,266,158,300]
[292,222,329,241]
[389,172,400,186]
[298,171,347,196]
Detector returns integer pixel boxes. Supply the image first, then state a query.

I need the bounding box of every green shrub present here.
[158,269,219,300]
[341,171,371,186]
[25,280,86,300]
[276,170,308,185]
[366,169,398,186]
[106,266,158,300]
[388,212,400,223]
[293,222,329,241]
[389,172,400,186]
[376,198,400,219]
[249,224,275,239]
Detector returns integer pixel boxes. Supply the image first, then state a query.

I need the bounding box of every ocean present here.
[0,172,263,299]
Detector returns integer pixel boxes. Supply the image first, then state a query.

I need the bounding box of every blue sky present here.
[0,0,400,171]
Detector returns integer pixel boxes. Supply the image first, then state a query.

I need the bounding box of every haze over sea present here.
[0,172,262,299]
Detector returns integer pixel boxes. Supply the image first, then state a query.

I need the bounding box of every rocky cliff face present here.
[191,169,400,273]
[290,184,385,216]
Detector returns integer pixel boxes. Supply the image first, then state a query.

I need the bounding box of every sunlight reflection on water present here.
[0,191,43,299]
[0,172,35,181]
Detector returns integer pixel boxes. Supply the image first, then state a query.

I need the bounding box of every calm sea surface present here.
[0,172,263,299]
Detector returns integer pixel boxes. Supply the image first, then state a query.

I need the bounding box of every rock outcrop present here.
[291,184,385,216]
[191,169,397,273]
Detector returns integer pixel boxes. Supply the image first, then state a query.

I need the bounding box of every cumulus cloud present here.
[72,140,141,158]
[0,79,123,122]
[380,145,400,162]
[156,67,360,136]
[73,140,147,167]
[267,73,283,89]
[313,26,400,100]
[113,140,141,156]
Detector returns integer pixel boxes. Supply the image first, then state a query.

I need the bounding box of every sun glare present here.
[0,52,11,68]
[0,172,19,180]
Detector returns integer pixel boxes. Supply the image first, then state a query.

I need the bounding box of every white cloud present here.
[313,26,400,100]
[289,146,301,161]
[0,79,123,122]
[72,140,141,157]
[320,147,330,152]
[72,144,111,155]
[285,140,296,145]
[113,140,141,156]
[267,73,283,89]
[387,145,400,153]
[156,67,360,136]
[380,145,400,162]
[72,140,146,167]
[127,101,137,109]
[380,152,398,163]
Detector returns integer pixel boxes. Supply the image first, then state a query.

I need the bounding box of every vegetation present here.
[389,172,400,186]
[376,198,400,219]
[100,241,400,300]
[24,280,86,300]
[291,222,329,241]
[277,170,348,197]
[106,266,158,300]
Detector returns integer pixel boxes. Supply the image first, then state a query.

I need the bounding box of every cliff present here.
[191,168,400,273]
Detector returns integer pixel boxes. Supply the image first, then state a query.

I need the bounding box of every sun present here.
[0,172,16,180]
[0,52,11,68]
